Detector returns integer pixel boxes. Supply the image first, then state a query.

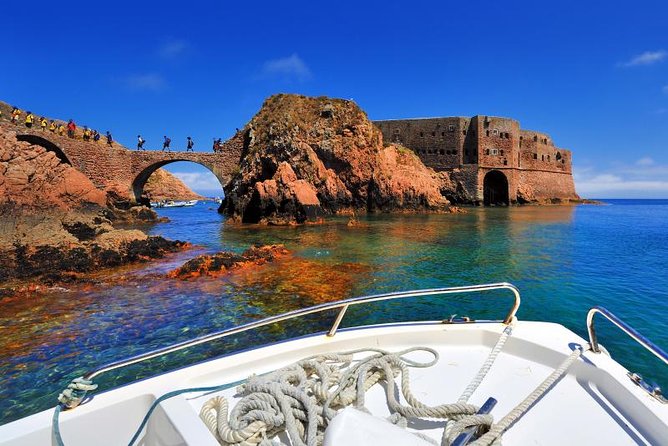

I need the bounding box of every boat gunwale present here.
[82,283,521,382]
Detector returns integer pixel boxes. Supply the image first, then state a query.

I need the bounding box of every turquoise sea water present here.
[1,200,667,425]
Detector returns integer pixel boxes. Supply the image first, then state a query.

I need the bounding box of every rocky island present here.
[221,94,458,224]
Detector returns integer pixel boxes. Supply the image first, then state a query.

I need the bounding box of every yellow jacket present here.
[25,114,34,124]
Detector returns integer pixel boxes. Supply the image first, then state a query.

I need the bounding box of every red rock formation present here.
[222,94,455,224]
[168,245,290,279]
[143,168,204,201]
[0,128,106,210]
[0,124,184,284]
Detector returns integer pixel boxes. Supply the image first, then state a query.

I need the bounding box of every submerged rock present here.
[221,94,457,224]
[168,244,290,279]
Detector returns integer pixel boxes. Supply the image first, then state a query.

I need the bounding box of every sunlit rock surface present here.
[221,94,457,224]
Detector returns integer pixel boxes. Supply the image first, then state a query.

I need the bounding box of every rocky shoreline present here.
[0,121,191,289]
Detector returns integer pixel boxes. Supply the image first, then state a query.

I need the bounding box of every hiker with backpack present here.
[162,136,171,152]
[186,136,194,152]
[137,135,145,150]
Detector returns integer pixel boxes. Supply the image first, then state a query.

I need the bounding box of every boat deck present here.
[2,320,666,445]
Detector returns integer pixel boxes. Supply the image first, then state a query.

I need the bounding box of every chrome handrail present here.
[587,306,668,365]
[82,282,521,381]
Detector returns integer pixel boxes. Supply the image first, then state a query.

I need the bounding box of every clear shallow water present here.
[1,200,667,425]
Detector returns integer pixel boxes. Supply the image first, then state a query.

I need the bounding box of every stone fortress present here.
[374,115,579,205]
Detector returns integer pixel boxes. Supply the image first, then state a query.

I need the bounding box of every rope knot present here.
[57,377,98,409]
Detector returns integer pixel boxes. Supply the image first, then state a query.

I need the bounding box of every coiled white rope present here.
[199,326,586,446]
[198,347,491,446]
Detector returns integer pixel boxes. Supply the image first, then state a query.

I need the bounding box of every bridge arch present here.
[131,159,229,204]
[16,134,72,165]
[483,170,509,206]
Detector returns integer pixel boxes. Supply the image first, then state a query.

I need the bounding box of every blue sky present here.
[2,0,667,198]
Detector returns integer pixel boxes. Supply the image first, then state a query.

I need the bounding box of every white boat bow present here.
[0,283,666,446]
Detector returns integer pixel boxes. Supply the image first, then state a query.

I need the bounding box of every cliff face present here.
[143,169,204,201]
[222,94,453,224]
[0,124,183,284]
[0,127,106,210]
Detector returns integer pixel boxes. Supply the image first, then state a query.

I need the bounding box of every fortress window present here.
[504,159,508,165]
[486,149,490,155]
[486,130,490,137]
[533,153,537,159]
[534,135,538,142]
[431,132,436,136]
[441,132,445,137]
[449,125,455,132]
[440,149,445,155]
[490,148,499,156]
[493,129,499,136]
[453,150,458,155]
[541,155,544,161]
[420,132,424,137]
[505,132,510,138]
[500,149,504,155]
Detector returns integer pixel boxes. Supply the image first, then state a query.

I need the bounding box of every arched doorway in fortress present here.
[131,160,228,205]
[483,170,509,206]
[16,134,72,166]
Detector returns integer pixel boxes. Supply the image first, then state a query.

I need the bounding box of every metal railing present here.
[82,282,521,381]
[587,306,668,365]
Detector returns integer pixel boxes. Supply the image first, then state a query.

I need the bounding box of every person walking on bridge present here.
[186,136,194,152]
[67,119,76,138]
[39,117,47,131]
[137,135,145,150]
[162,136,171,152]
[24,112,34,128]
[106,131,113,147]
[48,120,56,133]
[11,107,21,124]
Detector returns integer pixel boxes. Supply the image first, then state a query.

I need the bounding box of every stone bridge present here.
[13,128,244,202]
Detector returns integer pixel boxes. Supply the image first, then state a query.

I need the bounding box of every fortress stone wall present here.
[374,115,579,205]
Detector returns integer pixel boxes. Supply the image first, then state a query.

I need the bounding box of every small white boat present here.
[0,283,666,446]
[152,200,198,208]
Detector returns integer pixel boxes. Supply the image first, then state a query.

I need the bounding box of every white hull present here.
[1,320,666,446]
[151,200,198,208]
